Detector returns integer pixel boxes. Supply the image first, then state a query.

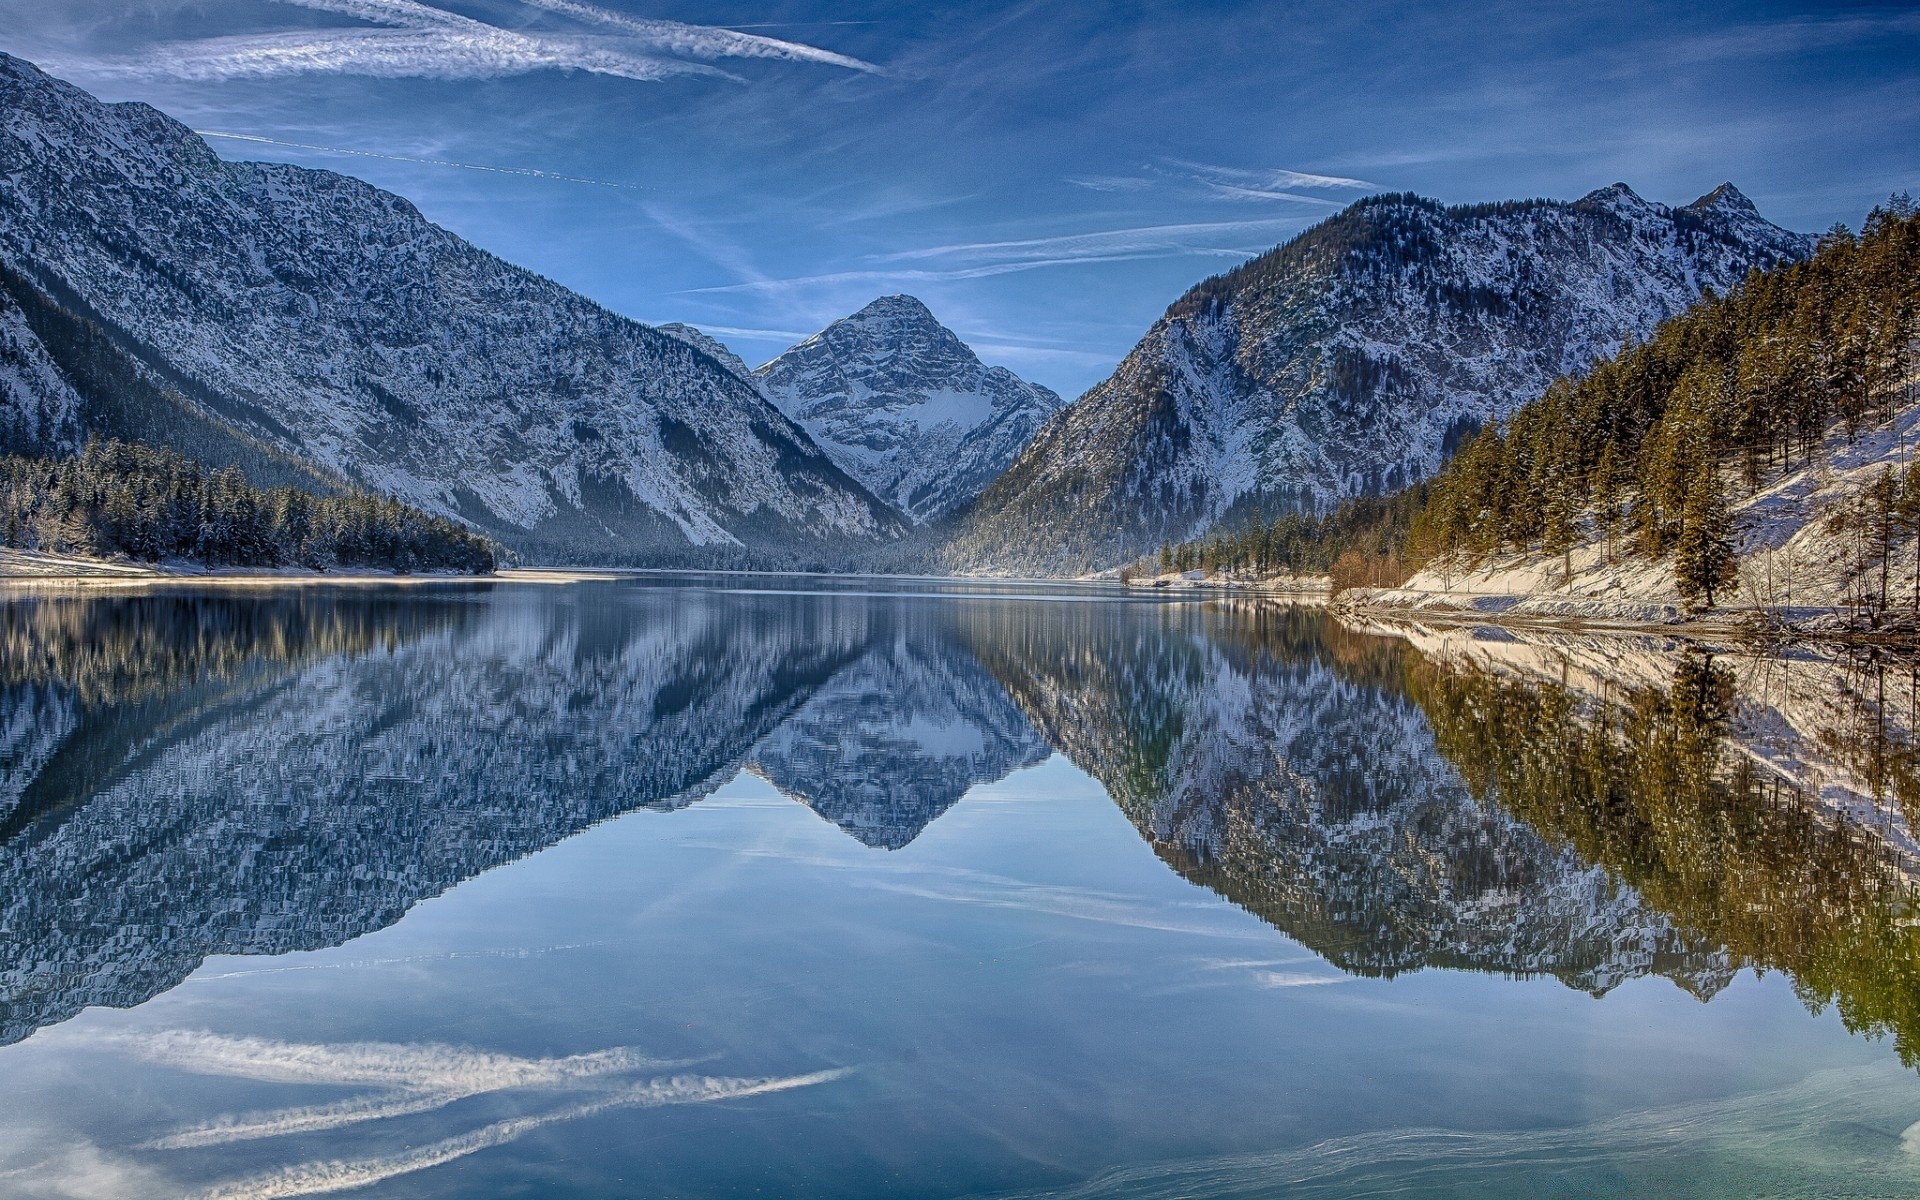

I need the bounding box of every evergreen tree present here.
[1674,471,1735,611]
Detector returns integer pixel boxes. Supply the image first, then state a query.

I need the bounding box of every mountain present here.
[946,185,1811,574]
[0,53,903,562]
[754,295,1064,523]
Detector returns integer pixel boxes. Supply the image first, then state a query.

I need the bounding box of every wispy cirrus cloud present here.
[1067,159,1376,205]
[45,0,878,85]
[678,218,1308,295]
[677,256,1209,297]
[196,130,647,187]
[517,0,881,73]
[1166,158,1374,192]
[111,1031,693,1150]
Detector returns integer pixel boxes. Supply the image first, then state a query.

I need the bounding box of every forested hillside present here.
[1,440,496,574]
[1408,198,1918,607]
[1157,198,1920,617]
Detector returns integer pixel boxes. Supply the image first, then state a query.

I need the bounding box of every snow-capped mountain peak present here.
[754,295,1064,523]
[0,52,902,562]
[946,183,1812,574]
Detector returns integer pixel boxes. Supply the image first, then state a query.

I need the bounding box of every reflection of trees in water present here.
[0,589,478,838]
[5,587,1920,1068]
[1407,649,1920,1065]
[0,586,1057,1044]
[0,588,478,704]
[962,601,1732,995]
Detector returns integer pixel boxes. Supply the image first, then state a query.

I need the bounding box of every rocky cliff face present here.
[947,185,1810,573]
[0,54,902,561]
[754,295,1063,523]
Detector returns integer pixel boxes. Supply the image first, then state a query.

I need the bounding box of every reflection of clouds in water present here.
[714,845,1260,940]
[105,1029,679,1091]
[35,1030,849,1199]
[861,870,1256,939]
[189,1070,852,1200]
[984,1065,1920,1199]
[0,1134,174,1200]
[109,1031,700,1149]
[1250,972,1349,989]
[190,942,608,982]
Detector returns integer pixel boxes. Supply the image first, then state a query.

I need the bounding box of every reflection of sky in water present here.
[0,583,1918,1198]
[1,761,1914,1198]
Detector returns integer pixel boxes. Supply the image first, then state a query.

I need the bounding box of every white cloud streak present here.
[517,0,882,73]
[196,130,646,188]
[1066,160,1375,205]
[881,218,1307,264]
[675,254,1226,296]
[68,28,722,83]
[1164,158,1375,191]
[123,1032,698,1150]
[52,0,874,85]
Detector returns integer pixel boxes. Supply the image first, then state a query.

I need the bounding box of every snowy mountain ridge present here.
[0,53,902,561]
[753,295,1065,523]
[946,183,1811,574]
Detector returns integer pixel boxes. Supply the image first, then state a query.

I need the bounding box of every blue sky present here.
[4,0,1916,396]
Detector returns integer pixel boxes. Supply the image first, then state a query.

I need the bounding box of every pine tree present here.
[1674,470,1735,611]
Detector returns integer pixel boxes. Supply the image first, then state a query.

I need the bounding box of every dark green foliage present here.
[1410,651,1920,1064]
[0,261,346,491]
[1163,199,1918,603]
[1406,200,1920,597]
[0,440,496,574]
[1146,487,1427,583]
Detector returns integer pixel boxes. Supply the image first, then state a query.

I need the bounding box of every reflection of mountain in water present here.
[0,587,1042,1044]
[963,603,1732,995]
[5,587,1917,1060]
[749,619,1049,848]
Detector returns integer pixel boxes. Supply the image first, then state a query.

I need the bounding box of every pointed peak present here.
[1685,182,1758,216]
[1577,182,1650,209]
[846,293,938,323]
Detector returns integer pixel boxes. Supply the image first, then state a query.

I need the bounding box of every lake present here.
[2,576,1918,1199]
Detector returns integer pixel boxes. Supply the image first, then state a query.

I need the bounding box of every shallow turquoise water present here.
[0,577,1916,1198]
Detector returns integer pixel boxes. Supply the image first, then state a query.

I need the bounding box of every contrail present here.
[195,130,647,189]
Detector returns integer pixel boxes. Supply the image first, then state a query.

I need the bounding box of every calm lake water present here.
[3,576,1919,1199]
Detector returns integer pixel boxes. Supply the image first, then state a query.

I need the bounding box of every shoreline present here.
[1320,594,1920,649]
[2,551,1912,647]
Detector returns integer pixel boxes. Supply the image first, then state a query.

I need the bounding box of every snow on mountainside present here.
[754,296,1064,523]
[948,184,1811,574]
[0,53,902,560]
[0,285,82,453]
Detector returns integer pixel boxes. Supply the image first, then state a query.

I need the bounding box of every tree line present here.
[1,439,497,574]
[1150,197,1920,608]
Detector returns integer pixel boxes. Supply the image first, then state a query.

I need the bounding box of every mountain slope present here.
[947,185,1810,574]
[0,53,902,561]
[754,295,1064,522]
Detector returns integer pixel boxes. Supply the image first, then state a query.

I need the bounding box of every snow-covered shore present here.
[0,548,501,588]
[1335,399,1920,640]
